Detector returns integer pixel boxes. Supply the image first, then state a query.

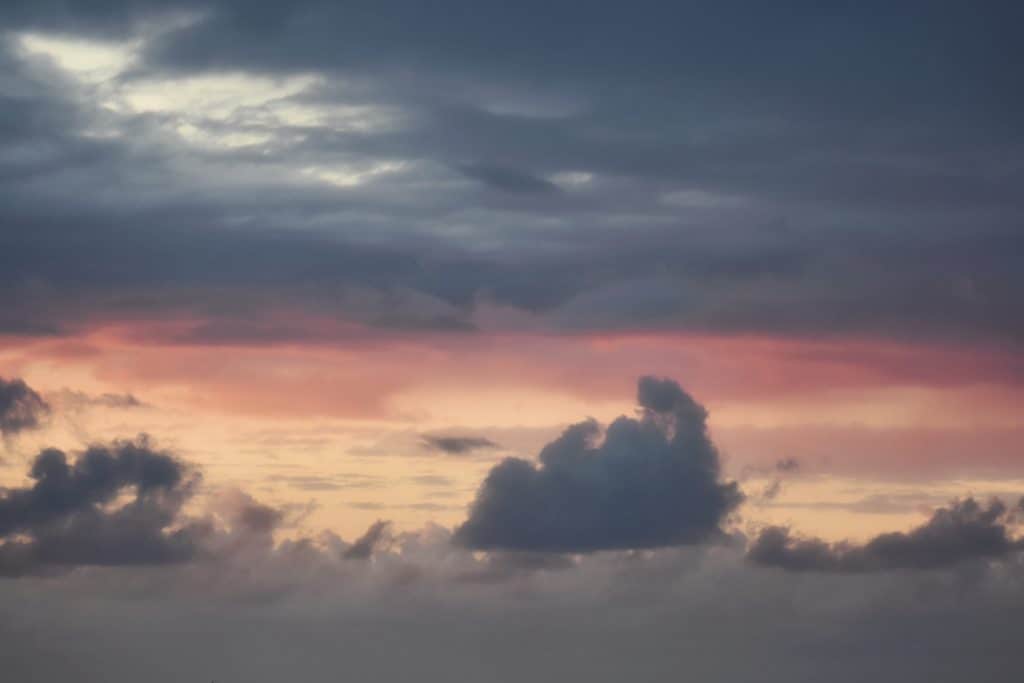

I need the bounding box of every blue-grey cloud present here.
[749,497,1024,573]
[454,376,743,552]
[0,436,203,576]
[342,519,391,560]
[0,377,49,436]
[0,4,1020,348]
[456,164,559,194]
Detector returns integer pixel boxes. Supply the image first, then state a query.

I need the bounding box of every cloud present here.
[456,550,576,583]
[420,435,500,455]
[775,457,800,473]
[0,377,50,436]
[456,163,560,194]
[0,5,1021,350]
[53,389,146,411]
[760,479,783,501]
[454,376,743,552]
[0,436,204,576]
[233,497,285,535]
[7,521,1024,683]
[749,497,1024,573]
[342,519,392,560]
[751,457,799,501]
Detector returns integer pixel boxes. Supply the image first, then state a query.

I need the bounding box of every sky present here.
[0,2,1022,680]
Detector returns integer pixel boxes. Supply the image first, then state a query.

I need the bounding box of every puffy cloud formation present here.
[232,497,285,535]
[749,497,1024,573]
[0,436,203,576]
[455,377,743,552]
[342,519,392,560]
[421,435,500,455]
[0,432,413,578]
[0,376,49,436]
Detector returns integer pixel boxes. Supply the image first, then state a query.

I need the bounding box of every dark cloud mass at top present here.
[1,4,1022,679]
[455,377,743,552]
[0,377,50,436]
[0,1,1020,345]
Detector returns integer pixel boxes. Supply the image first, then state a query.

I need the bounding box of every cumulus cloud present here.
[342,519,392,560]
[454,376,743,552]
[749,497,1024,573]
[420,435,500,455]
[231,496,285,536]
[0,436,203,576]
[0,376,50,436]
[456,163,560,194]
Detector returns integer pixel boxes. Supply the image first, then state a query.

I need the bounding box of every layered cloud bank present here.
[0,2,1021,679]
[0,2,1021,347]
[0,373,1022,682]
[2,375,1020,581]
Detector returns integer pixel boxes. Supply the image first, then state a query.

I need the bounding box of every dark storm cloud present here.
[0,377,50,436]
[454,377,743,552]
[0,2,1022,346]
[0,436,203,576]
[749,497,1024,573]
[342,519,391,560]
[420,435,500,455]
[456,164,559,195]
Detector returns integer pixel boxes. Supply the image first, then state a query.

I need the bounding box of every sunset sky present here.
[1,2,1023,681]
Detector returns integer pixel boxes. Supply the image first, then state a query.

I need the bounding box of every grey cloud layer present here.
[5,517,1024,683]
[455,377,743,552]
[0,2,1021,345]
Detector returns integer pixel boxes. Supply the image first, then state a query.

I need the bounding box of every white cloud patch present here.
[17,32,138,83]
[13,30,402,155]
[301,161,410,188]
